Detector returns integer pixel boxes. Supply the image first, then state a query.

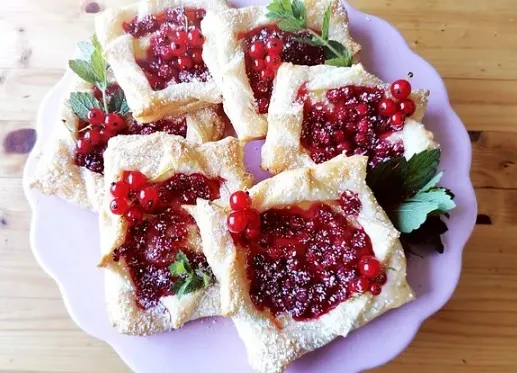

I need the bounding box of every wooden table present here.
[1,0,516,372]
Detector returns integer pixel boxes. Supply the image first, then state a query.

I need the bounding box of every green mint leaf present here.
[366,156,408,205]
[89,34,108,88]
[294,37,325,47]
[324,40,353,66]
[108,88,130,115]
[402,216,449,254]
[198,270,213,287]
[70,92,101,120]
[171,277,187,294]
[410,188,456,213]
[176,251,192,273]
[389,201,440,233]
[266,0,293,19]
[291,0,307,26]
[404,148,441,194]
[68,60,98,84]
[168,260,188,276]
[176,274,205,298]
[77,41,95,60]
[322,3,331,40]
[277,18,305,32]
[325,55,353,67]
[420,171,443,192]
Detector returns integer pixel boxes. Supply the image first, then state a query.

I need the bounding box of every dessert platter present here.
[23,0,477,372]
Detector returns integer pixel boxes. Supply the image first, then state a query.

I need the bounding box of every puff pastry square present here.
[95,0,230,123]
[99,133,253,335]
[30,77,226,211]
[188,154,415,373]
[262,63,438,174]
[201,0,361,141]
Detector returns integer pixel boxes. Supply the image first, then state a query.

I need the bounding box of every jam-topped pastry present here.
[188,155,415,373]
[99,134,253,335]
[262,63,438,175]
[30,76,226,212]
[95,0,229,123]
[201,0,360,140]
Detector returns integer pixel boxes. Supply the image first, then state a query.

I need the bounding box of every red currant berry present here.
[126,206,144,225]
[246,209,261,230]
[398,98,416,116]
[266,37,283,55]
[177,56,193,70]
[83,129,101,146]
[248,41,266,59]
[100,128,117,143]
[358,255,382,278]
[244,226,260,240]
[264,54,282,70]
[76,138,92,154]
[125,171,147,191]
[227,210,248,233]
[260,68,275,81]
[110,181,130,198]
[87,108,105,126]
[390,79,412,100]
[378,98,397,117]
[257,98,269,114]
[251,58,266,72]
[138,186,160,210]
[356,102,369,117]
[229,191,251,211]
[370,283,382,296]
[390,112,405,127]
[173,30,188,44]
[160,45,176,61]
[187,29,204,47]
[104,113,127,133]
[351,276,370,294]
[110,198,129,215]
[170,41,187,57]
[190,48,203,64]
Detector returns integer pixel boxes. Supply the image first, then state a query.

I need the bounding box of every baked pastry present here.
[262,63,437,174]
[188,154,415,373]
[99,133,253,335]
[201,0,361,140]
[95,0,230,123]
[30,77,226,211]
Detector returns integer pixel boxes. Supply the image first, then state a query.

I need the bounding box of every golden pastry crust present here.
[188,155,415,373]
[30,76,227,212]
[262,63,437,174]
[100,134,253,335]
[201,0,361,141]
[95,0,230,123]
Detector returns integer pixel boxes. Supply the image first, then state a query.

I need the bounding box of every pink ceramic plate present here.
[23,1,477,372]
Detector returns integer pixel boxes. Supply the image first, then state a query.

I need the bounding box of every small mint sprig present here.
[68,35,129,122]
[367,149,456,254]
[168,251,213,298]
[265,0,353,67]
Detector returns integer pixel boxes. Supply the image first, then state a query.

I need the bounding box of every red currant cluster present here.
[226,191,261,240]
[378,79,416,129]
[76,109,126,154]
[248,36,284,111]
[352,255,387,295]
[109,170,160,224]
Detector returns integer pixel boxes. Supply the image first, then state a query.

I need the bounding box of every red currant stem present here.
[120,199,137,220]
[77,124,93,133]
[306,29,345,59]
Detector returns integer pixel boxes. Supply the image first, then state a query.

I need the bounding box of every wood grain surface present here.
[0,0,516,372]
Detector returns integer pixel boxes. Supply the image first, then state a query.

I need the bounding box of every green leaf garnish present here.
[367,149,456,254]
[108,88,130,115]
[265,0,353,67]
[69,92,101,120]
[168,251,213,298]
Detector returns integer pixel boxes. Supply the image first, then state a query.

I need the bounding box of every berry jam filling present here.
[111,172,221,309]
[241,25,325,114]
[230,190,386,321]
[123,8,209,91]
[297,79,415,168]
[73,85,187,174]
